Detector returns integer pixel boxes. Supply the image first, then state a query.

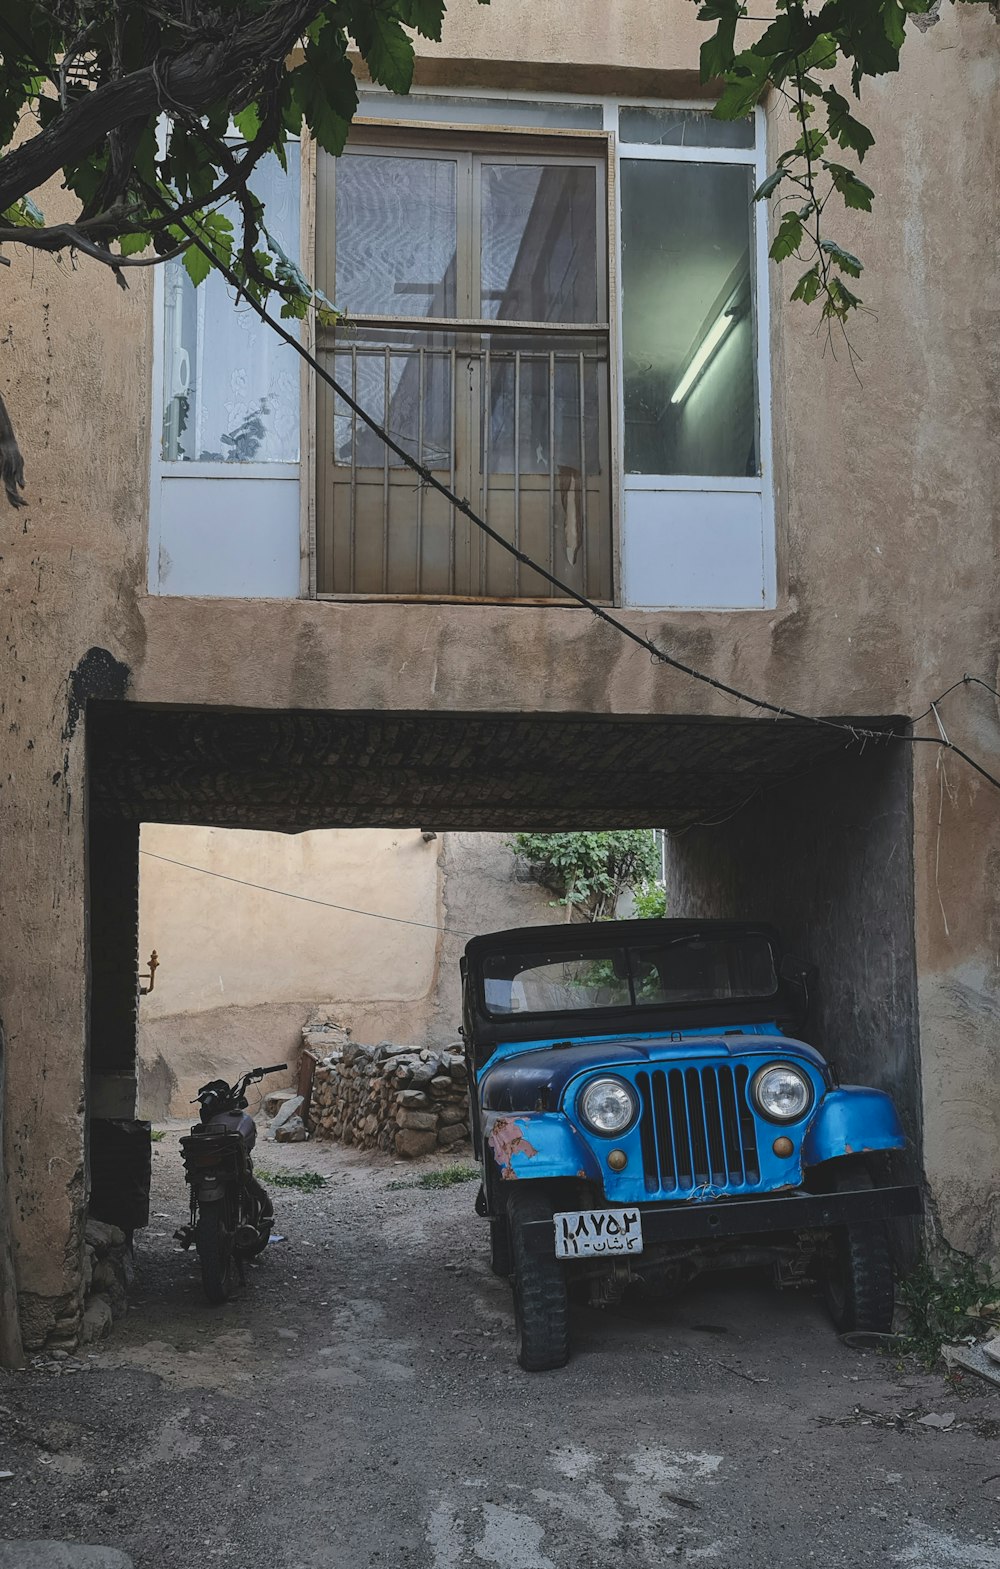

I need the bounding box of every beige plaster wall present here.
[1,0,999,1342]
[136,827,552,1117]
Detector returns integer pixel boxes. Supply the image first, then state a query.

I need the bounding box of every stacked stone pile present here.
[80,1218,133,1345]
[308,1034,471,1158]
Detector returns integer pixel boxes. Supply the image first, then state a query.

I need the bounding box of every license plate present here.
[553,1208,644,1259]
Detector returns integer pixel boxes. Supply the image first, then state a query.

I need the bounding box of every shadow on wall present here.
[137,826,555,1118]
[663,743,921,1177]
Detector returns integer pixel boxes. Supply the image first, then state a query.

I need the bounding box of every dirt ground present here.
[2,1128,1000,1568]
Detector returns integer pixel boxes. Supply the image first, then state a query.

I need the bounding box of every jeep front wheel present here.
[508,1188,569,1371]
[820,1172,894,1334]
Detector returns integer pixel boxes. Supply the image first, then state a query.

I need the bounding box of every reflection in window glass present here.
[161,146,301,464]
[621,159,758,478]
[633,933,777,1005]
[481,165,598,323]
[485,332,604,476]
[335,154,457,317]
[619,106,755,149]
[483,950,630,1013]
[332,328,453,470]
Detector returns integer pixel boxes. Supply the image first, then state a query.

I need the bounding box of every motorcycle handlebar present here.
[259,1063,288,1075]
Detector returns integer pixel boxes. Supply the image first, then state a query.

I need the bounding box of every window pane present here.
[619,106,755,149]
[630,933,777,1005]
[481,164,598,323]
[331,328,453,470]
[621,159,758,478]
[358,93,602,130]
[335,154,456,317]
[484,332,603,476]
[483,949,630,1014]
[161,146,301,464]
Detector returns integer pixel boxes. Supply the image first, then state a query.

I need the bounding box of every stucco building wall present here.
[1,0,998,1346]
[136,826,553,1117]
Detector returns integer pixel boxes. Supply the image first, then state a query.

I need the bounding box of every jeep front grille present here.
[635,1066,761,1193]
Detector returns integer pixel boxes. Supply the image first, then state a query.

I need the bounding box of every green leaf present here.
[699,6,739,82]
[824,275,862,317]
[713,50,770,119]
[825,161,875,211]
[820,238,863,277]
[233,104,262,142]
[292,25,357,157]
[754,169,787,202]
[397,0,447,40]
[118,231,151,256]
[353,10,415,93]
[1,197,44,229]
[770,211,805,261]
[795,31,839,71]
[822,88,875,159]
[182,243,213,287]
[790,265,821,304]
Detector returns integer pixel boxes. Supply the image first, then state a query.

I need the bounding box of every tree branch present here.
[0,0,324,214]
[0,393,27,509]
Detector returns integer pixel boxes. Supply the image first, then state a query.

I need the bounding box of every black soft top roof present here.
[464,917,782,963]
[462,918,794,1060]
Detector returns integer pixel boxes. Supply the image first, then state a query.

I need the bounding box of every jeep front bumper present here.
[520,1183,923,1256]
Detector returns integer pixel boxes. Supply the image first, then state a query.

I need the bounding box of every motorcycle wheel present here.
[196,1205,236,1304]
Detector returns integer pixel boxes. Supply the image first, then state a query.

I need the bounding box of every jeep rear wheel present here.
[508,1188,569,1371]
[820,1171,894,1334]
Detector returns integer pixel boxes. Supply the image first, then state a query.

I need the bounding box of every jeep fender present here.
[481,1110,602,1184]
[802,1087,905,1166]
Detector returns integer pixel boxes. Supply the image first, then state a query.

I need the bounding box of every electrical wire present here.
[138,848,476,936]
[172,219,1000,799]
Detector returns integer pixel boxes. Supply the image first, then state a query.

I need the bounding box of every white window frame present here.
[606,99,775,610]
[147,137,304,599]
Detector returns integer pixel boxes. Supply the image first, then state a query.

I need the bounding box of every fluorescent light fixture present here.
[670,308,736,406]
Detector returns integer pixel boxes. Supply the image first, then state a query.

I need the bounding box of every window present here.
[614,102,773,609]
[149,92,773,609]
[160,146,302,465]
[315,133,611,599]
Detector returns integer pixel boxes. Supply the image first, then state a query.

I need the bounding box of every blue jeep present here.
[461,919,922,1371]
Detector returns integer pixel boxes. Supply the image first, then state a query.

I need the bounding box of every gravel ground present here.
[2,1127,1000,1568]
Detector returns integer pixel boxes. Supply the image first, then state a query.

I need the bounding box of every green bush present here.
[509,830,663,922]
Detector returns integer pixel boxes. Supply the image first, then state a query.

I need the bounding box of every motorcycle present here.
[175,1063,288,1303]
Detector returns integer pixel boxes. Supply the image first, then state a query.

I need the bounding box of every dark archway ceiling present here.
[88,704,905,833]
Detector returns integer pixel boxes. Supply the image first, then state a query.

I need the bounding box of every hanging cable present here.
[139,849,476,936]
[168,215,1000,798]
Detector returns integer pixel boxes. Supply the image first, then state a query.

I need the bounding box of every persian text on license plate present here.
[553,1208,644,1259]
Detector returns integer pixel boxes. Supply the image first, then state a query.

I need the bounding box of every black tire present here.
[820,1170,894,1333]
[196,1204,235,1304]
[246,1175,274,1257]
[490,1215,513,1277]
[508,1188,569,1371]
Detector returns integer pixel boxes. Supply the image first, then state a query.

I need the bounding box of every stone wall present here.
[306,1026,471,1158]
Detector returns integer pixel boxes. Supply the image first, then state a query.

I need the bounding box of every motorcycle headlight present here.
[751,1063,813,1123]
[578,1076,639,1137]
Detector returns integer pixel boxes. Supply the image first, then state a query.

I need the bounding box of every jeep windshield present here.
[481,932,778,1016]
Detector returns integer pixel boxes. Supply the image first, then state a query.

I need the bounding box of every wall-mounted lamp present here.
[670,307,738,406]
[139,950,159,996]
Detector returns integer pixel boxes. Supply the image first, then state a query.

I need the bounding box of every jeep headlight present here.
[751,1063,813,1122]
[578,1076,639,1137]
